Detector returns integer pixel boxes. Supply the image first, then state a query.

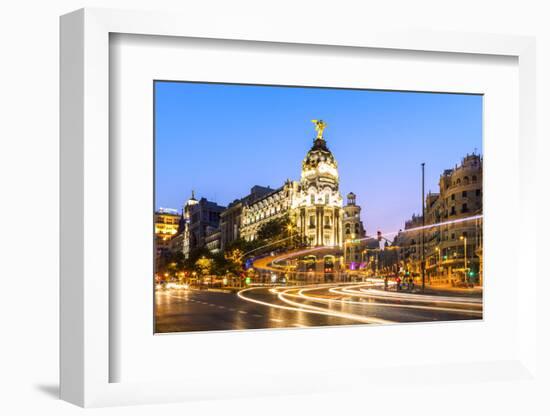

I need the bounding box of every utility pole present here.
[460,235,468,284]
[421,162,426,292]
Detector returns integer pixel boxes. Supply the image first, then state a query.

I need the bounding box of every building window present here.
[462,190,467,198]
[472,175,478,182]
[325,194,329,204]
[476,189,481,196]
[450,206,456,215]
[462,203,468,213]
[309,216,315,228]
[451,194,455,201]
[310,194,315,205]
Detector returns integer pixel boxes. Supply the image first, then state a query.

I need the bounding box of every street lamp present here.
[287,223,293,247]
[460,235,467,284]
[435,246,441,278]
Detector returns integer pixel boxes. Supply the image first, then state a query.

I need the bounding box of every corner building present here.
[240,124,344,248]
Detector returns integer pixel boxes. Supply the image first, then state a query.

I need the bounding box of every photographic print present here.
[154,82,483,333]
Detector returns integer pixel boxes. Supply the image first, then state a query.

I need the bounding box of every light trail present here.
[393,214,483,236]
[357,214,485,241]
[239,282,481,324]
[300,285,483,315]
[237,286,395,324]
[358,288,482,305]
[277,287,394,324]
[327,284,482,306]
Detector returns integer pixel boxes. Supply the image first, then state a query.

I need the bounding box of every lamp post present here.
[435,246,440,279]
[287,223,293,249]
[421,162,426,291]
[460,235,467,284]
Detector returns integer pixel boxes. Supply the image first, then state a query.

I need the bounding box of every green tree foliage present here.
[157,213,310,279]
[224,248,244,275]
[224,238,259,254]
[157,250,185,279]
[195,256,213,276]
[183,246,211,271]
[256,215,289,241]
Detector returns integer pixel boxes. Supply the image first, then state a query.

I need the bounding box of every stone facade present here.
[342,192,368,266]
[219,185,273,250]
[239,132,345,248]
[394,153,483,284]
[205,228,222,254]
[181,192,225,257]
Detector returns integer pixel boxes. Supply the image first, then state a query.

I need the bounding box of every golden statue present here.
[311,119,327,140]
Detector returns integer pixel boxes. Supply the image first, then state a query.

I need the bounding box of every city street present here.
[155,281,482,333]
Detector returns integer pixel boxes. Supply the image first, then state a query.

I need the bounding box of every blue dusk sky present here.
[155,81,482,237]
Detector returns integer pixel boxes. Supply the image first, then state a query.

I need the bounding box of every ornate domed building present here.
[240,120,344,248]
[291,120,344,247]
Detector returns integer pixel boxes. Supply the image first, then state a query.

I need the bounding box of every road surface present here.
[155,281,482,333]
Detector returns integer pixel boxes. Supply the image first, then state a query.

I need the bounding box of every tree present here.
[255,214,304,252]
[183,246,211,271]
[257,216,287,241]
[224,237,259,254]
[157,250,185,279]
[211,252,230,276]
[224,248,244,275]
[195,256,213,276]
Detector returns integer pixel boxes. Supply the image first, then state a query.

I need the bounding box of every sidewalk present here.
[418,285,482,298]
[386,283,482,298]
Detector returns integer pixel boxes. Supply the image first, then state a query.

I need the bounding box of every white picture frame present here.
[60,8,538,408]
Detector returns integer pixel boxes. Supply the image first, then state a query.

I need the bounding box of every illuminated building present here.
[219,185,274,250]
[181,191,225,258]
[394,153,483,285]
[343,192,367,267]
[240,120,344,248]
[205,228,222,254]
[174,120,366,271]
[154,208,181,260]
[181,191,198,258]
[425,153,483,284]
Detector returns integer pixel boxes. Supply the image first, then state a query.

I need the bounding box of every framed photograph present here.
[60,8,538,408]
[153,81,484,334]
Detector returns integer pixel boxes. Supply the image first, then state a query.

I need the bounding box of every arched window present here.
[472,175,477,182]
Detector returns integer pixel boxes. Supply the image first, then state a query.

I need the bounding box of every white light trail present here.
[237,286,395,324]
[357,288,482,306]
[277,288,394,324]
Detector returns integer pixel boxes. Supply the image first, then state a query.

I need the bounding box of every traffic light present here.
[443,255,448,260]
[469,270,475,277]
[377,231,382,242]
